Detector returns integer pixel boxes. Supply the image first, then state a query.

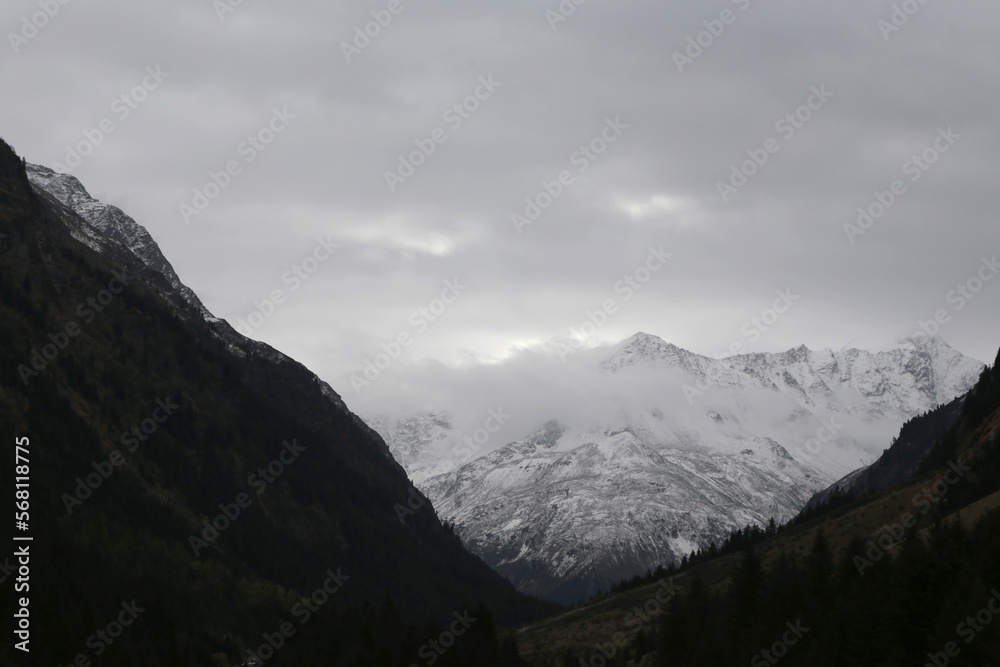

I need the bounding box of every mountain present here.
[0,143,554,666]
[365,411,466,485]
[516,346,1000,666]
[609,332,983,418]
[421,423,822,604]
[24,162,213,319]
[372,332,984,603]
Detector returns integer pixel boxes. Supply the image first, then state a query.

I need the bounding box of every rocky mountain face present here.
[606,332,983,419]
[25,162,213,319]
[372,332,985,603]
[23,162,382,431]
[2,145,555,666]
[366,411,463,485]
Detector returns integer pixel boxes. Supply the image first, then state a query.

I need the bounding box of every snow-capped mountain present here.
[25,162,212,319]
[607,332,982,417]
[422,422,823,604]
[24,162,365,427]
[365,411,467,484]
[371,332,984,603]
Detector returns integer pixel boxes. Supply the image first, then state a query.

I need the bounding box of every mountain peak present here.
[25,161,212,318]
[602,332,702,373]
[621,331,677,353]
[775,344,813,363]
[896,335,954,352]
[626,331,667,343]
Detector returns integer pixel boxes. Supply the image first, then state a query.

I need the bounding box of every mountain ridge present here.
[25,162,213,319]
[372,332,984,603]
[0,140,556,666]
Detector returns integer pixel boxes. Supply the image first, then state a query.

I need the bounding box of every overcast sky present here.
[2,0,998,419]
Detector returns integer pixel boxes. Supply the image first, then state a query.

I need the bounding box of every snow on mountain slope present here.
[365,412,467,484]
[421,422,821,603]
[24,162,375,438]
[608,332,982,417]
[370,333,984,603]
[25,162,212,318]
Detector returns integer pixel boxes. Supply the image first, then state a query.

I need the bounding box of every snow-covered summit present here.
[605,332,982,417]
[25,162,212,318]
[370,332,985,603]
[602,331,712,375]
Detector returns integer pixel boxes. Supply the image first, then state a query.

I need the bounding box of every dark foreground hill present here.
[0,139,556,666]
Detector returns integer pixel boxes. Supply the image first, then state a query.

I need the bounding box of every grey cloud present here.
[1,0,996,413]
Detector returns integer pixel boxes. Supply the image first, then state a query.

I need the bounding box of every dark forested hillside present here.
[0,139,555,666]
[797,396,966,523]
[652,352,1000,666]
[658,352,1000,665]
[655,514,1000,666]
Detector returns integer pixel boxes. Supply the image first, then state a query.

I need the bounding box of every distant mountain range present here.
[371,332,984,603]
